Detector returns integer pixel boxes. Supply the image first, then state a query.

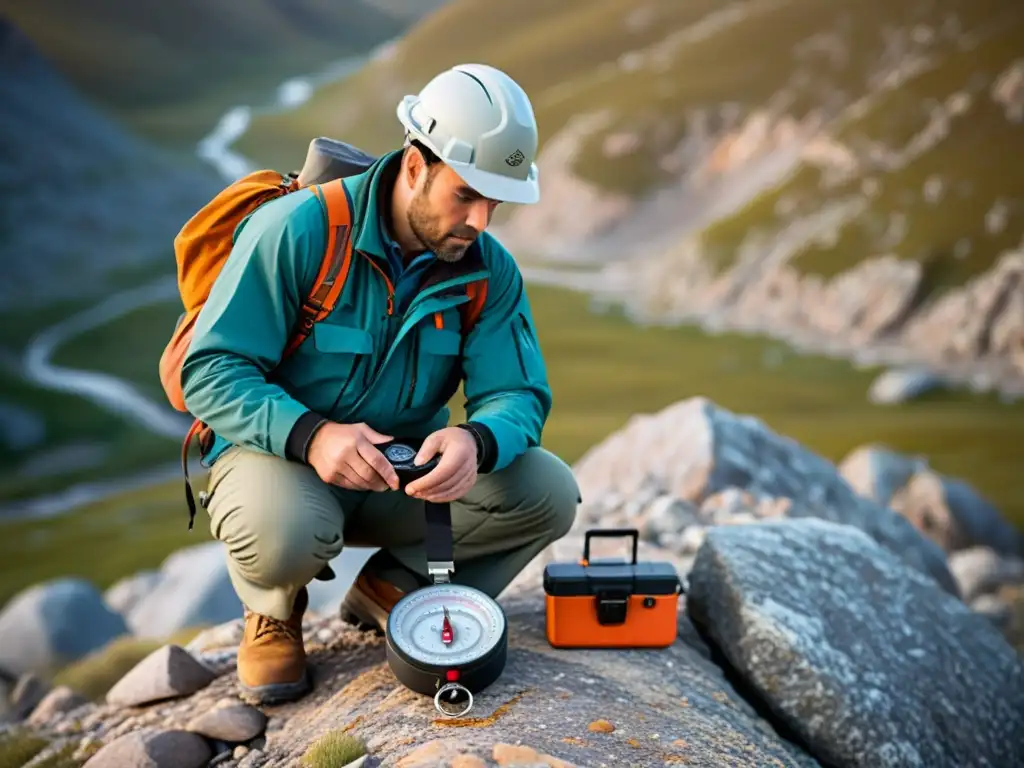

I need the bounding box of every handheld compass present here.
[378,440,509,718]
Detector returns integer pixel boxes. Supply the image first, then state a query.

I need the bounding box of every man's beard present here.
[407,189,478,263]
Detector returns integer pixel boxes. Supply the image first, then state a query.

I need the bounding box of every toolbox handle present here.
[583,528,639,565]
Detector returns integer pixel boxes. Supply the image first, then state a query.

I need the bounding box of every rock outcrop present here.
[4,397,1022,767]
[570,396,958,595]
[687,519,1024,768]
[0,579,129,678]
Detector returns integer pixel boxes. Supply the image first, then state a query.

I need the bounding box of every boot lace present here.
[252,613,302,643]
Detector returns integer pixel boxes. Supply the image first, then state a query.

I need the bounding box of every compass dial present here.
[388,584,506,667]
[384,443,417,465]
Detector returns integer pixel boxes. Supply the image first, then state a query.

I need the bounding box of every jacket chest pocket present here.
[312,323,374,411]
[406,323,462,410]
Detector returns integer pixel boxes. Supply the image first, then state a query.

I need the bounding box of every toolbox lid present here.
[543,560,681,597]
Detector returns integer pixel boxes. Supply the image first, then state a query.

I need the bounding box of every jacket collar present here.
[344,148,488,288]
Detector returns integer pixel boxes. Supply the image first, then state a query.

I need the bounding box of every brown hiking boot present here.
[340,572,406,634]
[237,587,311,704]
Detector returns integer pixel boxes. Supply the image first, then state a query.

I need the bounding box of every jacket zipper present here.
[405,330,420,408]
[346,268,490,415]
[361,251,395,315]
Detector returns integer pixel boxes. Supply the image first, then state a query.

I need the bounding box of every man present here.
[180,63,580,704]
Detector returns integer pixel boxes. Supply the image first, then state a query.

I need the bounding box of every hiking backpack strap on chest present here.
[181,178,355,529]
[283,180,355,356]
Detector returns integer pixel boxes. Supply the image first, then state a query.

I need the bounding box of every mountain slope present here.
[1,0,443,146]
[0,16,221,311]
[238,0,1024,392]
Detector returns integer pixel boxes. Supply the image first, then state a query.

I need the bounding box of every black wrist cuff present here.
[286,411,328,463]
[457,421,498,473]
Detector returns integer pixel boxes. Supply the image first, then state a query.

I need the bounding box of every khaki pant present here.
[203,444,581,620]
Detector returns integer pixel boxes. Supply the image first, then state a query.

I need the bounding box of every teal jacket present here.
[180,151,552,473]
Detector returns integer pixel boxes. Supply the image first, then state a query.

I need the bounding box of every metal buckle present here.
[428,561,454,584]
[596,591,628,625]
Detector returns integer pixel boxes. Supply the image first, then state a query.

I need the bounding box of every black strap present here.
[425,501,454,582]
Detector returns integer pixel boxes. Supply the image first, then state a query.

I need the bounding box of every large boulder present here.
[573,397,958,595]
[126,542,242,638]
[686,518,1024,768]
[838,443,1024,557]
[0,578,128,677]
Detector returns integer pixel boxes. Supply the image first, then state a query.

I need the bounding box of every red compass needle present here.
[441,606,454,645]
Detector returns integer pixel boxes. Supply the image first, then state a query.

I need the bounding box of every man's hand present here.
[405,427,478,502]
[306,422,400,492]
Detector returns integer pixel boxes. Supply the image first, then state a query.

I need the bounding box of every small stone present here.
[186,702,267,742]
[233,745,250,759]
[105,645,216,707]
[396,740,469,767]
[237,753,266,768]
[83,729,212,768]
[587,719,615,733]
[237,748,265,768]
[493,744,540,764]
[11,673,50,720]
[185,619,244,654]
[27,685,89,725]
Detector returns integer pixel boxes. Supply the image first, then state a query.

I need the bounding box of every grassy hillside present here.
[698,2,1024,300]
[239,0,1024,294]
[3,283,1023,607]
[1,0,442,148]
[2,0,1022,618]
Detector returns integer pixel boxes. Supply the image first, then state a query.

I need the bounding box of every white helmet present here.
[397,63,540,204]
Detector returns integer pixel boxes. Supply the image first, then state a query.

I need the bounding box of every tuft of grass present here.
[51,629,204,701]
[0,728,49,768]
[301,731,367,767]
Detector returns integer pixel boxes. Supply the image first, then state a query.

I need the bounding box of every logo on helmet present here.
[505,149,525,167]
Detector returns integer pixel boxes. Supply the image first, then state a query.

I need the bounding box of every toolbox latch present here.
[596,591,629,625]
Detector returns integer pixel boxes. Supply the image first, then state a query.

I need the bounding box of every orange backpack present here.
[160,163,488,527]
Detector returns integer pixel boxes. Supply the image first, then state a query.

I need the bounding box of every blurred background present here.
[1,0,1022,708]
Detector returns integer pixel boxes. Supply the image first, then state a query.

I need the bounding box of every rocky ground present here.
[3,396,1022,767]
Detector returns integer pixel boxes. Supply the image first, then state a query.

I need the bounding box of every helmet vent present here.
[459,71,494,105]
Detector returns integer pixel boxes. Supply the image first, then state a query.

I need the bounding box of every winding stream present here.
[2,45,396,520]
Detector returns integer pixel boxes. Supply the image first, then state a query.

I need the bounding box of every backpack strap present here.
[283,179,355,358]
[183,180,355,530]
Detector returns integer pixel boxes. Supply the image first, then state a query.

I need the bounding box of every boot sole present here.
[237,668,312,706]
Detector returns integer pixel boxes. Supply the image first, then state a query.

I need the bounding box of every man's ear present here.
[403,147,425,190]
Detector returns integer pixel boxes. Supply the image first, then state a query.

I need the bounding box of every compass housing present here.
[385,583,508,698]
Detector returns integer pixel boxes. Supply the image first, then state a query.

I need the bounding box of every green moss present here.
[301,731,366,767]
[0,729,49,768]
[22,741,84,768]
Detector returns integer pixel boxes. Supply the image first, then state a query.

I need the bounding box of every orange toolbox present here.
[543,528,683,649]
